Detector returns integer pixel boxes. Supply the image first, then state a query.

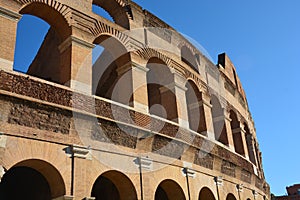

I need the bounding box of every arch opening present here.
[230,110,245,156]
[185,80,206,134]
[92,4,114,23]
[147,58,178,122]
[92,0,130,29]
[226,193,237,200]
[93,35,132,105]
[155,179,186,200]
[91,170,137,200]
[211,95,228,145]
[0,159,65,199]
[14,2,71,85]
[199,187,216,200]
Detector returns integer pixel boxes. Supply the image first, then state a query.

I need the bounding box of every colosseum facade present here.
[0,0,270,199]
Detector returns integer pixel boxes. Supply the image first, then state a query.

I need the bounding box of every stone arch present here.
[91,170,137,200]
[199,187,216,200]
[147,57,178,122]
[211,95,228,145]
[93,34,132,105]
[226,193,237,200]
[18,0,71,40]
[155,179,186,200]
[0,159,65,199]
[92,0,131,29]
[185,79,206,134]
[230,110,245,155]
[136,48,173,67]
[15,1,74,84]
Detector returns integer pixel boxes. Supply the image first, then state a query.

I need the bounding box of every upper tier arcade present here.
[0,0,269,200]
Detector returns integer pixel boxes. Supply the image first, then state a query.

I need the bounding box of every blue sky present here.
[13,0,300,196]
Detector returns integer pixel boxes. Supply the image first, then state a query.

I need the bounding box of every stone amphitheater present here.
[0,0,270,199]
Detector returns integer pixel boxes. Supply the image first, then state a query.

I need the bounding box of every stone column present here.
[246,133,258,166]
[201,94,215,139]
[115,61,149,113]
[59,36,94,94]
[134,157,153,200]
[224,111,235,151]
[169,70,189,128]
[240,124,250,160]
[0,7,21,71]
[70,145,93,200]
[231,124,249,159]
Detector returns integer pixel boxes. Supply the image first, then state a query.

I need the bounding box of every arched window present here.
[185,80,206,134]
[147,58,178,122]
[93,35,131,105]
[92,0,130,29]
[211,95,228,145]
[92,4,114,23]
[181,46,198,72]
[199,187,216,200]
[14,3,71,85]
[230,110,245,156]
[0,159,66,199]
[91,170,137,200]
[226,193,237,200]
[155,179,186,200]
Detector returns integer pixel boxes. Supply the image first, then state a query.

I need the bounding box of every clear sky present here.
[13,0,300,196]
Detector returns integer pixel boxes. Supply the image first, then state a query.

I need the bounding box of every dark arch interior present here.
[91,171,137,200]
[92,176,120,200]
[155,179,186,200]
[0,166,51,200]
[199,187,216,200]
[226,193,237,200]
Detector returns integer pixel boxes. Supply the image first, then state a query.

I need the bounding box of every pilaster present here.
[59,35,94,94]
[201,94,215,139]
[0,7,21,71]
[239,124,250,160]
[115,61,149,112]
[170,69,189,128]
[224,111,235,151]
[70,145,92,200]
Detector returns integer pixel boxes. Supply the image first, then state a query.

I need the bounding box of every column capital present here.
[70,145,91,159]
[134,157,153,170]
[59,36,95,53]
[237,184,244,192]
[0,7,22,21]
[159,82,187,94]
[183,167,196,178]
[116,61,149,76]
[214,176,223,186]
